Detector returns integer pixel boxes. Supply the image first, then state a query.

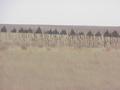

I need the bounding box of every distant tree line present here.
[0,26,120,37]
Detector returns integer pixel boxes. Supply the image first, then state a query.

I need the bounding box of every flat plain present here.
[0,46,120,90]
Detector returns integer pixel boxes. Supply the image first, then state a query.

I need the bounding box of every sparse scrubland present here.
[0,32,120,90]
[1,24,120,90]
[0,40,120,90]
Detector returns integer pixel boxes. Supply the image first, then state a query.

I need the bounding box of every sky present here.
[0,0,120,26]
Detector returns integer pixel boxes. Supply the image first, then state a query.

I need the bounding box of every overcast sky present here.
[0,0,120,26]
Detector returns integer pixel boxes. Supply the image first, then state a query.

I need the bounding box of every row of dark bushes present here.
[0,26,120,38]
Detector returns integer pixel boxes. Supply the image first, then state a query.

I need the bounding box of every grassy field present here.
[0,46,120,90]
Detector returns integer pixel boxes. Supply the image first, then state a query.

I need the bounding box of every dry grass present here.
[0,46,120,90]
[20,45,27,50]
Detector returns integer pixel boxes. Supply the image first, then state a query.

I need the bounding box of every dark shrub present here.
[11,28,17,33]
[60,30,67,35]
[19,28,24,33]
[87,31,94,37]
[104,30,111,37]
[95,32,101,37]
[36,27,42,34]
[70,29,76,35]
[1,26,7,32]
[111,31,119,37]
[79,32,84,36]
[52,29,59,34]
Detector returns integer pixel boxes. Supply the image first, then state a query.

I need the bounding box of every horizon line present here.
[0,23,120,27]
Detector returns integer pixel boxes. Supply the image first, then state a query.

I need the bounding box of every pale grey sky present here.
[0,0,120,26]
